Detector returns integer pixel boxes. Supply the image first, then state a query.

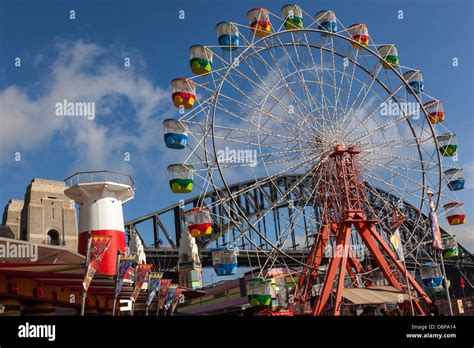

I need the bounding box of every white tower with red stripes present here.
[64,171,135,276]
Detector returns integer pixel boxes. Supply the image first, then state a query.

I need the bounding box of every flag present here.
[429,198,443,250]
[390,207,405,260]
[146,272,163,306]
[390,227,404,260]
[158,279,172,309]
[130,264,152,302]
[114,255,135,298]
[83,236,112,292]
[164,284,178,310]
[171,287,183,313]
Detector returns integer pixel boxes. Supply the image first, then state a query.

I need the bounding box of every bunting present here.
[158,279,172,309]
[390,227,404,261]
[164,284,178,310]
[114,255,135,298]
[146,272,163,307]
[171,287,183,313]
[429,196,443,250]
[389,207,405,260]
[130,264,152,302]
[83,236,112,292]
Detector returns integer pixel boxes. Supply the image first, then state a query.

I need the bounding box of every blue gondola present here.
[212,246,238,276]
[444,168,465,191]
[315,10,337,34]
[216,22,239,51]
[163,119,188,149]
[420,263,444,291]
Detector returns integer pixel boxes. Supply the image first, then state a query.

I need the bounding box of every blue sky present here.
[1,0,473,260]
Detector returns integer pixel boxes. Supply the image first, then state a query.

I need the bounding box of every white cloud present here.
[0,40,170,173]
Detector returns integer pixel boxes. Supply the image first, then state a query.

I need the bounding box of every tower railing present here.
[64,170,135,189]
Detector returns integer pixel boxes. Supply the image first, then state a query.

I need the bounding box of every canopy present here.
[342,286,410,305]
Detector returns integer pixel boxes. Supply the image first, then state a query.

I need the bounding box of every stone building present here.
[1,199,23,239]
[1,178,78,252]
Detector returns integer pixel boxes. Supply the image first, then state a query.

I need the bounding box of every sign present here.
[457,299,464,314]
[119,299,132,312]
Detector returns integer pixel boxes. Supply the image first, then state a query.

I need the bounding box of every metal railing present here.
[64,170,135,189]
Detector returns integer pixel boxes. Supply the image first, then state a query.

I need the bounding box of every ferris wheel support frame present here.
[293,143,432,316]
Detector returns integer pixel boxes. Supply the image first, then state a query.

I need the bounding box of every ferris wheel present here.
[163,5,466,314]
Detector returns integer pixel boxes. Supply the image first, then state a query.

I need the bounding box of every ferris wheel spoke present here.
[349,106,422,146]
[361,160,425,206]
[266,34,332,135]
[212,97,317,144]
[360,147,439,169]
[338,57,386,137]
[209,164,325,265]
[341,84,406,144]
[212,63,321,140]
[229,158,326,255]
[205,152,322,214]
[329,34,360,116]
[206,79,317,141]
[240,33,338,137]
[211,122,308,144]
[362,159,423,192]
[238,37,327,135]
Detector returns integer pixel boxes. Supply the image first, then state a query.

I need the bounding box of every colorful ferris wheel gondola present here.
[444,202,466,225]
[211,246,239,276]
[444,168,465,191]
[189,45,213,75]
[403,70,424,94]
[216,22,239,51]
[281,4,303,30]
[171,78,196,109]
[442,235,459,259]
[437,133,458,157]
[163,119,188,150]
[314,10,337,35]
[378,45,399,69]
[420,263,444,291]
[184,207,212,237]
[246,277,272,307]
[168,164,194,193]
[424,100,444,124]
[347,23,369,48]
[247,8,272,37]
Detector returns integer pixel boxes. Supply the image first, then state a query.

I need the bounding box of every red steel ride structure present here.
[295,143,432,315]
